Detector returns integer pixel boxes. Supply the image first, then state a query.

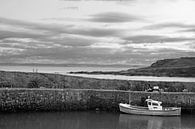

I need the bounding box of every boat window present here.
[152,103,159,106]
[148,102,151,105]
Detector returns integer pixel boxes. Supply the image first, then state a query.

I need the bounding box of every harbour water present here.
[0,65,195,82]
[0,111,195,129]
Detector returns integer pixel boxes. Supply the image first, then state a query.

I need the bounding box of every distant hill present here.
[70,57,195,77]
[150,57,195,68]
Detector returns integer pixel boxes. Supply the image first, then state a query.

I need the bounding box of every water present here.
[67,74,195,82]
[0,111,195,129]
[0,65,195,82]
[0,65,131,73]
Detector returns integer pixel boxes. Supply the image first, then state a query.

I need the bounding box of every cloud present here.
[0,17,194,65]
[0,34,97,51]
[62,7,79,10]
[44,35,97,47]
[60,0,136,1]
[69,27,122,37]
[144,22,195,30]
[180,28,195,33]
[123,35,195,43]
[87,12,141,23]
[0,17,123,38]
[0,30,46,40]
[0,17,125,51]
[0,17,125,59]
[0,17,74,35]
[0,46,123,63]
[1,39,194,65]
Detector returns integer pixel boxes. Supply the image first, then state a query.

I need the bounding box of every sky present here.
[0,0,195,65]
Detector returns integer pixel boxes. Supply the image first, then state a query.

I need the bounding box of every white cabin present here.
[146,99,162,110]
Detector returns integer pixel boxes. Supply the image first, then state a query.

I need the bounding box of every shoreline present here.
[67,73,195,83]
[69,66,195,77]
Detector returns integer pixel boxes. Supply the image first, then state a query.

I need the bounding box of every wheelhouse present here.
[146,99,162,110]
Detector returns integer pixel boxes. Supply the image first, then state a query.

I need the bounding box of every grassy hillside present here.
[123,57,195,77]
[150,57,195,68]
[0,71,195,92]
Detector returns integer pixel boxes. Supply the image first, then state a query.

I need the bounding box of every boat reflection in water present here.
[118,114,181,129]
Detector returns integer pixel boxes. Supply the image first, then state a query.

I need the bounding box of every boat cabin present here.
[146,99,162,110]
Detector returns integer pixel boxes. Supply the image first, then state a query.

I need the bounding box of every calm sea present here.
[0,111,195,129]
[0,65,131,73]
[0,65,195,82]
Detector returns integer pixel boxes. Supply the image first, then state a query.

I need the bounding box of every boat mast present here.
[129,92,131,104]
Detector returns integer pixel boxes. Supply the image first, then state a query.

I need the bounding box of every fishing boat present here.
[119,98,181,116]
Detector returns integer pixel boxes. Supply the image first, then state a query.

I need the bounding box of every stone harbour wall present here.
[0,88,195,113]
[0,88,129,112]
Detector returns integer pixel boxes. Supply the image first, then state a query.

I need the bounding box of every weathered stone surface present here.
[0,88,195,113]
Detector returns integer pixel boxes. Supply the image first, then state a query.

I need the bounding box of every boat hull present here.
[119,103,181,116]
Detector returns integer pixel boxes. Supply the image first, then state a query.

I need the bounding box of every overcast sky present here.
[0,0,195,65]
